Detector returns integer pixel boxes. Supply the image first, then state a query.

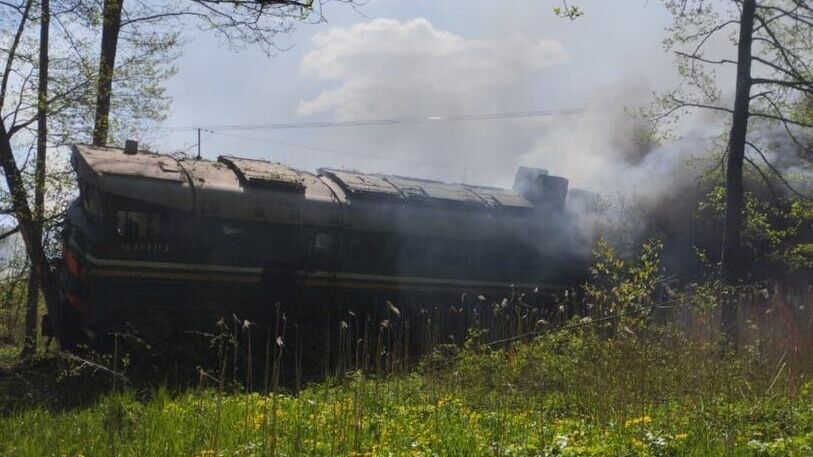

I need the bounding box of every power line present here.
[164,108,585,132]
[208,131,507,176]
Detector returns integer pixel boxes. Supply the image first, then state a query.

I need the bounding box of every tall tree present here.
[720,0,757,340]
[660,0,813,340]
[0,0,61,345]
[20,0,50,356]
[91,0,121,146]
[90,0,357,146]
[1,0,154,352]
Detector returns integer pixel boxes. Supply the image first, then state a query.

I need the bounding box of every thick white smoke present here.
[295,17,725,204]
[518,82,725,205]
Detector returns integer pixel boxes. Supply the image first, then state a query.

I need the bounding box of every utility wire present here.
[166,107,585,175]
[163,108,585,132]
[208,131,508,176]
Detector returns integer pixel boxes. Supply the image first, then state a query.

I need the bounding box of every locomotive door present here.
[303,228,341,291]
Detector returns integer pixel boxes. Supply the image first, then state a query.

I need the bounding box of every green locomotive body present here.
[47,143,585,349]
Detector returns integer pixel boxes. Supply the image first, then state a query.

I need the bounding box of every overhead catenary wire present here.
[208,130,509,176]
[162,108,586,132]
[167,107,588,178]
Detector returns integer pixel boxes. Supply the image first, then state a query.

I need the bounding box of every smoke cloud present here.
[292,17,740,260]
[295,18,722,201]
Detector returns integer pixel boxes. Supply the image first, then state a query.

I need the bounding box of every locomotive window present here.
[81,183,103,221]
[313,232,334,251]
[348,233,387,260]
[116,211,160,240]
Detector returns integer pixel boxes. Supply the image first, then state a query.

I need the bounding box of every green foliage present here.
[553,2,583,20]
[0,252,30,344]
[584,237,664,314]
[2,322,811,456]
[698,186,813,271]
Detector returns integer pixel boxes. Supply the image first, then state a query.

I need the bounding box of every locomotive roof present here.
[319,168,532,209]
[72,144,534,210]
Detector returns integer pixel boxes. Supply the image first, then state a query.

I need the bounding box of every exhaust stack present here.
[124,139,139,155]
[513,166,569,209]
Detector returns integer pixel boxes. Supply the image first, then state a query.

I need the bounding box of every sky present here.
[155,0,695,191]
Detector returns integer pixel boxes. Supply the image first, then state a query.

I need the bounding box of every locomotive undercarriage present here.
[49,257,563,382]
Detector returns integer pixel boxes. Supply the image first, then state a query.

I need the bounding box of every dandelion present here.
[624,415,653,427]
[555,434,569,449]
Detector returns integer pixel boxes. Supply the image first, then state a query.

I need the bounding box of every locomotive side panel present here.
[50,144,583,350]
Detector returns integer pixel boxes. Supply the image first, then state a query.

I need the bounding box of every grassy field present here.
[1,242,811,456]
[1,319,811,457]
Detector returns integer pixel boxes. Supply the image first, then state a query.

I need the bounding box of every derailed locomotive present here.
[46,143,587,349]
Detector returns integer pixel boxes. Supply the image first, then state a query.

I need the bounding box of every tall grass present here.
[1,282,812,456]
[1,240,812,456]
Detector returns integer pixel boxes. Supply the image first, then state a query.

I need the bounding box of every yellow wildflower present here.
[624,415,653,427]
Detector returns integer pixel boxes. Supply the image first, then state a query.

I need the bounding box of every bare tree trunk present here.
[720,0,756,344]
[0,0,60,352]
[92,0,123,146]
[22,269,39,355]
[21,0,49,357]
[0,123,59,343]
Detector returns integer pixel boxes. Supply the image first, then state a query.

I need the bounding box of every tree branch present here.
[0,225,20,241]
[744,154,781,202]
[120,10,208,27]
[749,111,813,130]
[669,97,734,115]
[0,0,25,12]
[755,4,813,30]
[0,0,33,113]
[750,92,812,157]
[746,140,811,200]
[751,55,806,82]
[674,51,737,66]
[751,77,813,95]
[754,14,811,78]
